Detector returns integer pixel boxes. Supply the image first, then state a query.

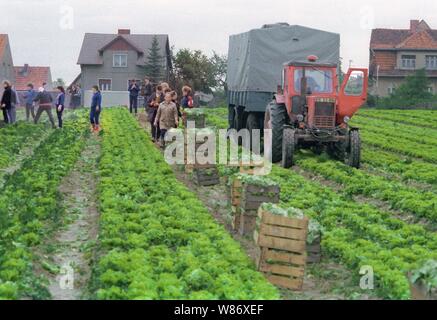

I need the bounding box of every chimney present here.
[118,29,131,35]
[21,64,29,76]
[410,20,420,33]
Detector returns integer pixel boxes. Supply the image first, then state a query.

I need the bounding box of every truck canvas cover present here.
[227,24,340,93]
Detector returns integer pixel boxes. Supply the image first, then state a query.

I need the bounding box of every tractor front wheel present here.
[282,127,295,168]
[346,130,361,169]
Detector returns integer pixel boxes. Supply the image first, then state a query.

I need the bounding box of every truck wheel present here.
[282,127,295,168]
[246,113,260,131]
[246,113,261,153]
[346,130,361,169]
[265,103,287,163]
[233,112,240,130]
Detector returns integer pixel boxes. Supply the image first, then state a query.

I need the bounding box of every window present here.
[388,87,395,95]
[113,53,128,68]
[99,79,112,91]
[428,86,434,93]
[401,55,416,69]
[294,69,333,93]
[426,55,437,70]
[343,70,365,96]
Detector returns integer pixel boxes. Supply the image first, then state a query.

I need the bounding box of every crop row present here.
[359,130,437,163]
[352,117,437,148]
[295,156,437,223]
[201,107,229,129]
[0,113,89,299]
[357,111,437,130]
[91,108,279,300]
[359,108,437,121]
[267,165,437,299]
[361,148,437,186]
[0,122,47,170]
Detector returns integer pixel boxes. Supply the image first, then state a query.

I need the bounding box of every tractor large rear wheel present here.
[282,127,295,168]
[265,103,287,163]
[346,130,361,169]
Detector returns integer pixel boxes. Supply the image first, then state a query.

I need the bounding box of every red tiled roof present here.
[14,65,51,91]
[0,34,9,60]
[371,20,437,50]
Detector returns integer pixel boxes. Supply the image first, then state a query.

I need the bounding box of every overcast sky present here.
[1,0,437,84]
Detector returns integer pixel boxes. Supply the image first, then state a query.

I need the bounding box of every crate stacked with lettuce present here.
[184,128,220,186]
[228,174,280,236]
[183,108,206,129]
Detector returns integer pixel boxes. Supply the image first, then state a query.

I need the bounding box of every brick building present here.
[370,20,437,97]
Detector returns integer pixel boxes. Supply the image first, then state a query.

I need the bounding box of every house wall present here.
[83,90,129,107]
[371,51,397,73]
[0,42,15,84]
[81,49,146,92]
[396,50,437,69]
[373,77,437,97]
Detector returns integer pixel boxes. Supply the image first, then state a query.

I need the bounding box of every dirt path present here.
[41,134,100,300]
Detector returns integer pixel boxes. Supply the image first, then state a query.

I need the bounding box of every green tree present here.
[172,49,227,93]
[52,78,66,88]
[210,51,227,91]
[145,36,164,83]
[379,69,433,108]
[395,68,432,100]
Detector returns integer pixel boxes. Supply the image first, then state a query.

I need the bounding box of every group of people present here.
[0,81,66,128]
[134,78,194,147]
[1,76,192,140]
[0,80,102,132]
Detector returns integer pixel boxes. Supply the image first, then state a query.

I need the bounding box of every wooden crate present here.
[229,179,243,231]
[255,208,309,291]
[239,214,257,237]
[183,113,206,128]
[231,213,241,231]
[193,167,220,186]
[238,183,280,235]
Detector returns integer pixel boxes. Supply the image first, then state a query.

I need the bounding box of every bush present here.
[376,69,436,109]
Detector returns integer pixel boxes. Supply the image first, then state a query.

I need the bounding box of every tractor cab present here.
[280,55,368,132]
[266,55,368,169]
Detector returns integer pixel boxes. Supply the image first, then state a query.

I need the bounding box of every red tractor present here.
[264,56,368,168]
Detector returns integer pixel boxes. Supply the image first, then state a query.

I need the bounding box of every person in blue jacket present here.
[90,85,102,132]
[55,86,66,128]
[128,79,140,115]
[23,83,37,121]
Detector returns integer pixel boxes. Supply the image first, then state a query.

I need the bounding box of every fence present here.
[84,90,133,107]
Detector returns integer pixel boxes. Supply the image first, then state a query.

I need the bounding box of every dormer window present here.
[113,53,128,68]
[401,55,416,69]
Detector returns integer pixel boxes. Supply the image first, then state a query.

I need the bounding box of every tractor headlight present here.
[343,116,350,124]
[297,114,304,122]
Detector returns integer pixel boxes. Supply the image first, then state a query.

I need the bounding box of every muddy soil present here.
[39,134,100,300]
